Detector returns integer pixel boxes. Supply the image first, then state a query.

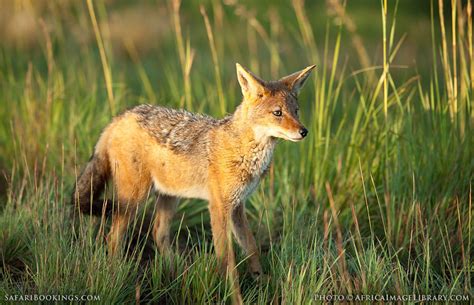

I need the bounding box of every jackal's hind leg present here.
[152,194,178,254]
[107,213,131,256]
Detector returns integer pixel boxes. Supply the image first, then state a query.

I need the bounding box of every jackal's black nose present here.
[299,128,308,138]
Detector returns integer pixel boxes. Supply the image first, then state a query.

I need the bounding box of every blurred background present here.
[0,0,436,73]
[0,0,436,80]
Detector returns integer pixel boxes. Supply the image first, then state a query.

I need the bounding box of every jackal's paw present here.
[252,272,270,283]
[250,269,268,281]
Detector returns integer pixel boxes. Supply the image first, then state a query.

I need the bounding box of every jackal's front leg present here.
[208,191,243,304]
[231,205,263,277]
[209,199,236,275]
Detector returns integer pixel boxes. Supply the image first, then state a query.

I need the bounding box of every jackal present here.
[72,63,314,291]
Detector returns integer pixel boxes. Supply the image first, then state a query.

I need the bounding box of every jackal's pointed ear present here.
[279,65,316,95]
[236,63,266,99]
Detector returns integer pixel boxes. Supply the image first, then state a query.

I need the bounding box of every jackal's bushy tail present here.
[71,148,111,216]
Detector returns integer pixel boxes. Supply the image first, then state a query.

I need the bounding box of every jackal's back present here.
[131,104,230,154]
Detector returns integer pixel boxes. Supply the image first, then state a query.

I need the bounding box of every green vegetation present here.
[1,0,472,303]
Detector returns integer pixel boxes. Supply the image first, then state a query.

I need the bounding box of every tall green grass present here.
[1,0,472,303]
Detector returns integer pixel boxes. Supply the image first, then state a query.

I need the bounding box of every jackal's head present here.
[235,63,315,142]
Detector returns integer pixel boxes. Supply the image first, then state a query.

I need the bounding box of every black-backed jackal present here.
[72,63,315,302]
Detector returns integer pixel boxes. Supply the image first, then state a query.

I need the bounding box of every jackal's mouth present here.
[276,131,304,142]
[287,136,304,142]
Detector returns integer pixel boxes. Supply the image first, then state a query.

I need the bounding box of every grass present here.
[0,0,472,303]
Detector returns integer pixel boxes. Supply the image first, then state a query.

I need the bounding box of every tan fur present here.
[72,63,315,301]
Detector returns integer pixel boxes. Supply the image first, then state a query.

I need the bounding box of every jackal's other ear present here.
[236,63,266,99]
[279,65,316,95]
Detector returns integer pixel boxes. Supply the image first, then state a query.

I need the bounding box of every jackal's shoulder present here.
[127,104,231,153]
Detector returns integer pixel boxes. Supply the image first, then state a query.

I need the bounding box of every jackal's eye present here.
[295,108,299,115]
[272,110,282,117]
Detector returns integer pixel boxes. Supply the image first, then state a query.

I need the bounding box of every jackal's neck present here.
[228,104,275,148]
[215,105,276,180]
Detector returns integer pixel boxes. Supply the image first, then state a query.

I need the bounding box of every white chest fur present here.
[243,140,275,177]
[232,140,275,203]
